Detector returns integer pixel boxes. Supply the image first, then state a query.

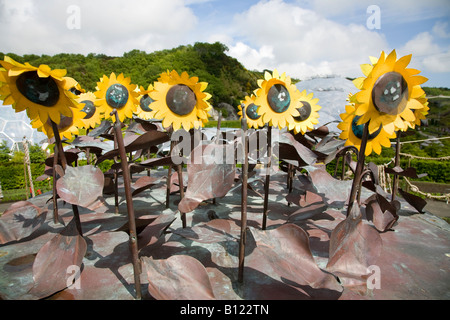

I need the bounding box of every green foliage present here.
[1,42,263,110]
[204,120,241,128]
[0,162,49,190]
[0,141,11,162]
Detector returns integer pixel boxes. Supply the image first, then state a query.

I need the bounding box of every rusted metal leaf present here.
[326,202,382,285]
[126,120,159,134]
[71,135,112,152]
[138,213,176,249]
[172,219,239,243]
[87,120,113,138]
[45,151,78,167]
[56,165,104,208]
[305,125,330,139]
[398,188,427,213]
[385,166,427,179]
[248,224,343,298]
[96,130,170,164]
[304,165,353,206]
[286,190,323,207]
[131,175,160,196]
[277,132,317,166]
[178,142,236,213]
[364,194,399,232]
[169,171,188,193]
[142,255,216,300]
[28,219,87,299]
[131,156,173,169]
[0,201,47,244]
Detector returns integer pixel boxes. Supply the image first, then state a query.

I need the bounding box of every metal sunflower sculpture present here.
[135,84,155,120]
[31,104,87,140]
[352,50,428,135]
[149,70,212,131]
[254,69,302,129]
[290,89,321,135]
[237,94,264,129]
[64,76,85,96]
[94,72,139,123]
[344,50,429,215]
[77,91,103,129]
[338,101,396,156]
[0,56,79,125]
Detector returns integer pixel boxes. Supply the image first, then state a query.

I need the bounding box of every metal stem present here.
[391,133,401,202]
[52,145,59,224]
[50,120,82,236]
[111,110,142,300]
[346,122,369,216]
[262,126,272,230]
[238,105,249,283]
[166,140,174,209]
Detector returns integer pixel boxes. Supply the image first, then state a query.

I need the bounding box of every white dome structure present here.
[0,101,47,150]
[296,76,357,133]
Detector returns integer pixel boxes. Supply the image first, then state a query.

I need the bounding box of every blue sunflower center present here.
[351,115,381,140]
[106,83,129,109]
[267,84,290,113]
[246,103,261,120]
[140,94,154,112]
[166,84,196,116]
[80,100,96,119]
[16,71,60,107]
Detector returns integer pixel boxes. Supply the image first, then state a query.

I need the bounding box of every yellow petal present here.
[353,77,365,89]
[37,65,52,78]
[360,64,373,77]
[394,54,412,71]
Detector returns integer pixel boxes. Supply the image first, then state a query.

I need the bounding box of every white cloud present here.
[303,0,450,23]
[228,42,275,71]
[401,32,442,57]
[399,23,450,74]
[227,0,389,79]
[0,0,198,56]
[432,21,450,39]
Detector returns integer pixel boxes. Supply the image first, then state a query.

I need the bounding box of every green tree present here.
[0,140,11,163]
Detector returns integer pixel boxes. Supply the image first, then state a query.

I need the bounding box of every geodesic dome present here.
[296,76,357,133]
[0,101,48,150]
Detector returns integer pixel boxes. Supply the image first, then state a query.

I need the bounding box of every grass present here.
[204,120,241,128]
[1,187,51,203]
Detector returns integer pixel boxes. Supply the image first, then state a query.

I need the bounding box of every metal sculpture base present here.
[0,168,448,300]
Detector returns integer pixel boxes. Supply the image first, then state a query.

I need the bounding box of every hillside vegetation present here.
[0,42,264,108]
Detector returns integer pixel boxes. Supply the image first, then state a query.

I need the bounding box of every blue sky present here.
[1,0,449,87]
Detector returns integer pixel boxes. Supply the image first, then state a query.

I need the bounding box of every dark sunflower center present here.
[293,101,312,121]
[80,100,96,119]
[140,94,154,112]
[105,84,129,109]
[351,115,381,140]
[267,84,290,113]
[166,84,196,116]
[69,87,82,96]
[372,71,408,115]
[16,71,60,107]
[245,103,261,120]
[47,112,73,132]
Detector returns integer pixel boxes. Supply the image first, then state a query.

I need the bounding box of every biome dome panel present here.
[0,101,47,149]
